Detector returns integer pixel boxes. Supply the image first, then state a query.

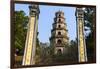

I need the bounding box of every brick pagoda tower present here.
[50,11,69,54]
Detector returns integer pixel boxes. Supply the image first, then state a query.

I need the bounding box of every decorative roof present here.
[55,10,64,15]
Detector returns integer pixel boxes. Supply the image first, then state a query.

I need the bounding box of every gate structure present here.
[22,5,87,65]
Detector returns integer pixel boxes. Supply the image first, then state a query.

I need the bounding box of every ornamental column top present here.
[29,4,40,17]
[76,7,84,18]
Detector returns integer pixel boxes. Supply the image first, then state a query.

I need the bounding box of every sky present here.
[15,4,77,43]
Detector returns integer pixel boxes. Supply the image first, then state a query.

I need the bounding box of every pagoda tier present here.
[50,11,69,54]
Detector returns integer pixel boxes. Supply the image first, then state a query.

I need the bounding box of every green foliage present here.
[84,8,95,34]
[14,10,28,55]
[35,38,42,64]
[36,38,41,55]
[52,40,78,64]
[84,8,95,62]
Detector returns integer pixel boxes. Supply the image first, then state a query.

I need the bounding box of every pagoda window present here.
[58,32,61,35]
[59,19,61,22]
[58,25,61,28]
[57,49,62,55]
[59,14,61,17]
[57,39,62,44]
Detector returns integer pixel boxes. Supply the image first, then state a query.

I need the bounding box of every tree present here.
[35,37,42,64]
[14,10,28,55]
[65,39,78,62]
[84,8,95,34]
[52,39,78,64]
[84,8,96,62]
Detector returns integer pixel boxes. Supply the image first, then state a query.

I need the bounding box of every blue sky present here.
[15,4,76,43]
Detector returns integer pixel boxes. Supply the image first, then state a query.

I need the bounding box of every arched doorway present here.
[57,39,62,44]
[57,49,62,55]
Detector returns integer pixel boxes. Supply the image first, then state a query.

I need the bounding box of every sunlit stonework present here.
[22,4,40,65]
[76,7,87,62]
